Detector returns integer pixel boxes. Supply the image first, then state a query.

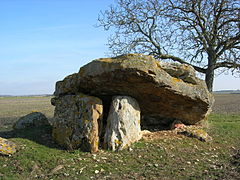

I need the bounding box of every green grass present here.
[0,96,239,179]
[0,114,239,180]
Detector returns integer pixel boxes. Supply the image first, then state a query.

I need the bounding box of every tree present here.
[98,0,240,91]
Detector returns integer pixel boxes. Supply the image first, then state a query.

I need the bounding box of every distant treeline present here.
[214,90,240,94]
[0,94,53,97]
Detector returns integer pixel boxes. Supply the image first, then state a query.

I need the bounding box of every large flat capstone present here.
[53,54,214,126]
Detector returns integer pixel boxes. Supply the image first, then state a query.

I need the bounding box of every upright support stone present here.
[104,96,142,151]
[51,93,103,152]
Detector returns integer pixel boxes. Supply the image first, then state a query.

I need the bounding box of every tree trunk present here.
[205,54,216,92]
[205,67,214,92]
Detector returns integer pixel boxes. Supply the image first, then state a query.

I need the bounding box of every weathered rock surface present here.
[159,62,198,84]
[53,54,214,126]
[13,112,49,130]
[104,96,141,151]
[178,128,212,142]
[0,137,16,156]
[51,93,103,152]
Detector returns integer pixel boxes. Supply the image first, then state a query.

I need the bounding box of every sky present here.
[0,0,239,95]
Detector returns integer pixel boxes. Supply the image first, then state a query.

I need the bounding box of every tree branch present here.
[215,61,240,70]
[217,33,240,56]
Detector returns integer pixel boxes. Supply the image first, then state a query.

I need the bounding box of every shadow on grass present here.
[0,125,61,149]
[231,149,240,173]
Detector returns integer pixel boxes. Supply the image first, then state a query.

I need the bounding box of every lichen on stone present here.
[0,137,17,156]
[178,128,212,142]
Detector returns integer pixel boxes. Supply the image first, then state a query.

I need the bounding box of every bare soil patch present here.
[213,94,240,114]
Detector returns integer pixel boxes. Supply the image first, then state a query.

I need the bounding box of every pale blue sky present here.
[0,0,239,95]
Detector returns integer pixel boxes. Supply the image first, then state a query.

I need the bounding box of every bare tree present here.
[98,0,240,91]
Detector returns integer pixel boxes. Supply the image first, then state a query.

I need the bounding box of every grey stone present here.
[13,112,49,130]
[104,96,142,151]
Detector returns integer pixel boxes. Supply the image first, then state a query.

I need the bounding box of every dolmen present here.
[51,54,214,152]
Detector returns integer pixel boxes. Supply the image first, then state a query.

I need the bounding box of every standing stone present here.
[13,112,49,130]
[104,96,142,151]
[51,93,103,152]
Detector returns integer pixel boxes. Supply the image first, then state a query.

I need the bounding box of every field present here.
[212,94,240,114]
[0,94,239,179]
[0,96,54,131]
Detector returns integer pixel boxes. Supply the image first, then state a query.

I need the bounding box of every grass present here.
[0,95,240,179]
